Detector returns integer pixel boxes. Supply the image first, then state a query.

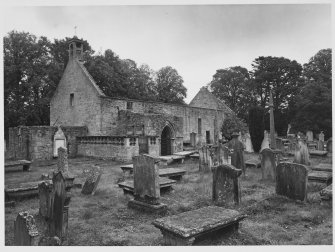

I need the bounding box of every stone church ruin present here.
[6,37,232,162]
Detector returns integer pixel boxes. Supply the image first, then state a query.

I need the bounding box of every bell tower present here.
[68,36,83,61]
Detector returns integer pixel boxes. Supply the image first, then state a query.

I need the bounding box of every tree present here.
[291,49,332,138]
[221,113,248,141]
[155,66,187,104]
[209,66,255,121]
[250,56,303,135]
[248,106,265,152]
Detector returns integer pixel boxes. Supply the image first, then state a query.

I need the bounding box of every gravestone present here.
[38,181,53,219]
[261,131,270,150]
[227,133,245,175]
[260,148,276,180]
[81,165,103,195]
[276,162,308,201]
[128,154,167,212]
[199,146,212,172]
[14,211,39,246]
[326,138,332,153]
[49,172,66,240]
[319,131,325,142]
[53,126,66,158]
[212,164,242,206]
[317,140,324,151]
[56,147,74,190]
[306,130,313,141]
[294,139,310,165]
[244,133,254,152]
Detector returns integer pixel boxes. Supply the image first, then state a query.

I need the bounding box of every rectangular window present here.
[126,101,133,110]
[129,138,136,146]
[206,131,211,144]
[150,137,156,145]
[198,118,202,134]
[70,93,74,106]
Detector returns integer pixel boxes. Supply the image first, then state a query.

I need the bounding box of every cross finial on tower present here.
[74,26,77,36]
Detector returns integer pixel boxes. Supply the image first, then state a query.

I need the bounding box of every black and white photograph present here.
[1,0,333,248]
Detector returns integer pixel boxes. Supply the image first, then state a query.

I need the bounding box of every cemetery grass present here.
[4,154,332,245]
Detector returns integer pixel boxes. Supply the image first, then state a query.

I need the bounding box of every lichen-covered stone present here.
[212,164,242,205]
[81,165,102,195]
[14,211,39,246]
[276,162,308,201]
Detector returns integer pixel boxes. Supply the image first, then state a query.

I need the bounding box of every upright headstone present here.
[199,145,212,172]
[326,138,332,153]
[306,131,313,142]
[260,148,276,180]
[14,212,39,246]
[81,165,103,195]
[53,126,66,157]
[128,154,166,212]
[294,139,310,165]
[56,147,74,190]
[38,181,53,219]
[244,133,254,153]
[276,162,308,201]
[317,140,324,151]
[212,164,242,206]
[227,133,246,175]
[261,131,270,150]
[319,131,325,142]
[49,172,66,240]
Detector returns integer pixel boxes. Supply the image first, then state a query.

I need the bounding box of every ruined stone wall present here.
[100,97,225,145]
[76,136,140,162]
[6,126,87,160]
[50,60,102,135]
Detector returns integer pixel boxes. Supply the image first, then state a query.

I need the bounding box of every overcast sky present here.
[2,2,332,103]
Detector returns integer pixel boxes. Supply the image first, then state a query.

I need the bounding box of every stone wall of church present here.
[6,126,87,160]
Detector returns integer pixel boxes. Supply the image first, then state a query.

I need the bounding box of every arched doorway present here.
[161,125,173,156]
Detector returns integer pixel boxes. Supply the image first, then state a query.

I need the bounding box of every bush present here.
[248,106,265,152]
[221,113,248,141]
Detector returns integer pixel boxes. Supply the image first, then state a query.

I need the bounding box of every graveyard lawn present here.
[5,154,332,245]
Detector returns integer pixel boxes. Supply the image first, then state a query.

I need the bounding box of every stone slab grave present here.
[309,150,328,156]
[174,150,198,159]
[118,177,176,194]
[152,206,246,245]
[127,154,167,212]
[14,211,40,245]
[308,171,332,185]
[81,165,103,195]
[212,164,242,206]
[312,163,332,172]
[245,158,261,169]
[5,159,32,172]
[120,164,186,180]
[158,155,185,165]
[190,153,200,159]
[276,162,308,201]
[5,180,52,201]
[260,148,276,180]
[320,184,332,201]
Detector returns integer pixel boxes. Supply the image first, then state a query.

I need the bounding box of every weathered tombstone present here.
[317,140,324,151]
[56,147,74,190]
[261,131,270,150]
[227,133,246,175]
[49,172,66,240]
[199,145,211,172]
[128,154,167,212]
[212,164,242,206]
[53,126,66,158]
[319,131,325,142]
[38,181,53,219]
[306,130,313,141]
[81,165,102,195]
[260,148,276,180]
[326,138,332,153]
[244,133,254,153]
[276,162,308,201]
[14,211,39,246]
[294,139,310,165]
